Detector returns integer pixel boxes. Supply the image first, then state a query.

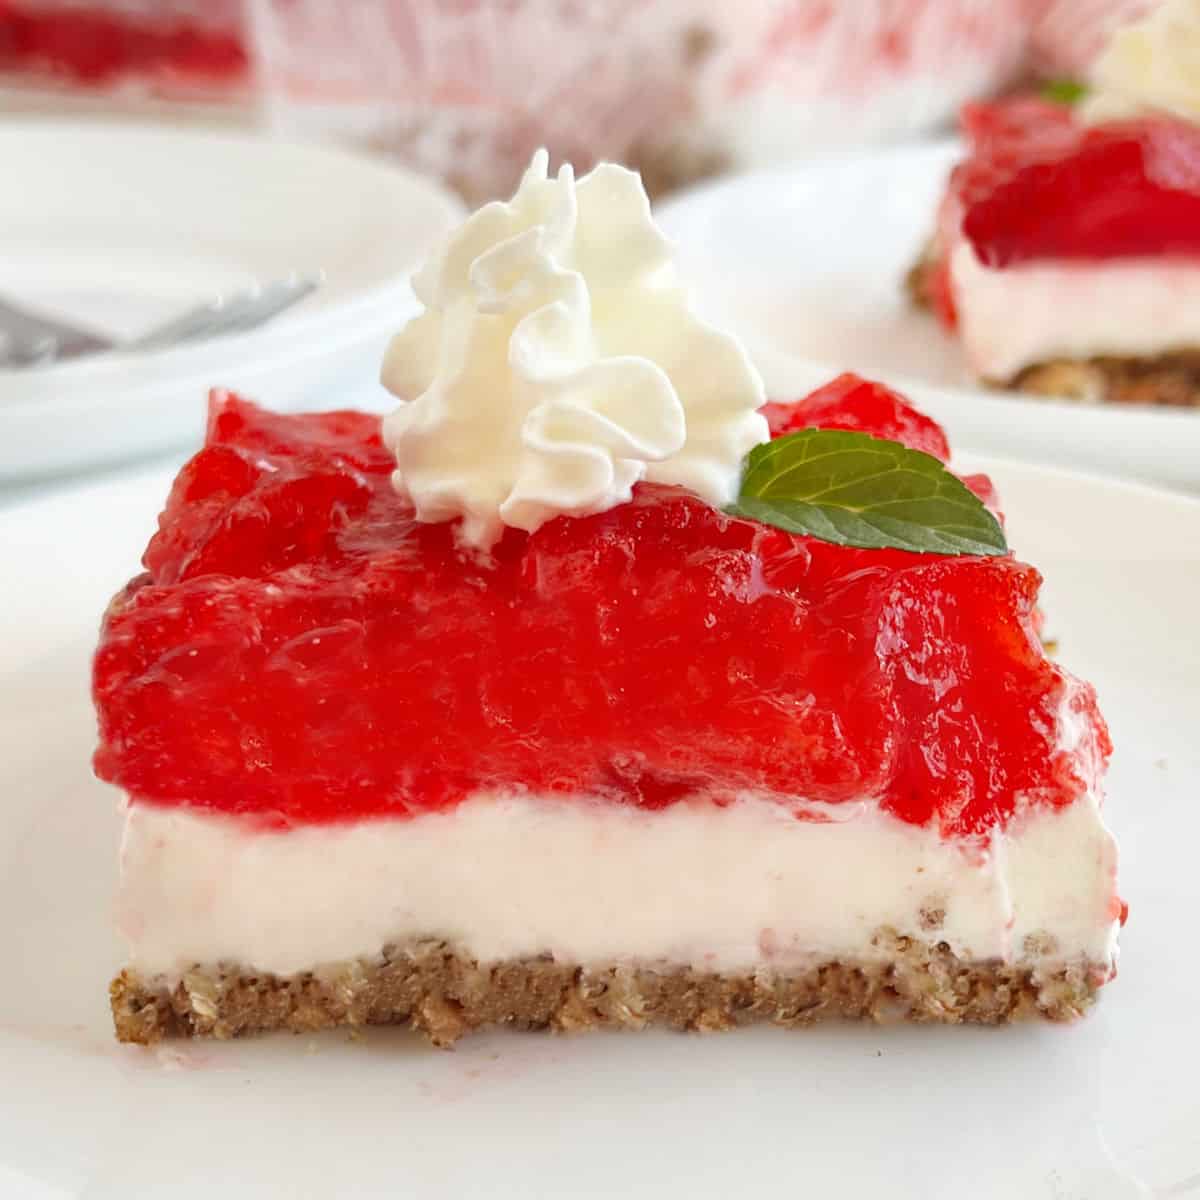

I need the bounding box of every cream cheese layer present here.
[118,790,1120,981]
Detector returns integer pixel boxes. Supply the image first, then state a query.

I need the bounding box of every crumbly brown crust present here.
[905,243,940,313]
[1010,353,1200,407]
[906,248,1200,407]
[110,934,1107,1047]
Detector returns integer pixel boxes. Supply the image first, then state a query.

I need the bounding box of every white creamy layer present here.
[118,792,1120,981]
[950,243,1200,381]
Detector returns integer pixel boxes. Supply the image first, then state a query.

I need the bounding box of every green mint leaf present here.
[1041,78,1088,106]
[727,428,1008,557]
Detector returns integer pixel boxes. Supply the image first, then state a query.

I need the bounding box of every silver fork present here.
[0,274,321,368]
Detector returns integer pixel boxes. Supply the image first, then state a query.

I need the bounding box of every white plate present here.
[657,142,1200,495]
[1,449,1197,1199]
[0,121,463,481]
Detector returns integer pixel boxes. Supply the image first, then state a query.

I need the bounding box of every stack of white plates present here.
[0,122,463,481]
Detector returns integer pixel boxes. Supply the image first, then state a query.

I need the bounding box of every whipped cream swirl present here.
[381,149,767,548]
[1081,0,1200,126]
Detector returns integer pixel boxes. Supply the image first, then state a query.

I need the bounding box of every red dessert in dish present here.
[0,1,247,90]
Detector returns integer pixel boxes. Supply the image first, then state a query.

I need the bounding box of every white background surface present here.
[657,142,1200,496]
[0,451,1197,1199]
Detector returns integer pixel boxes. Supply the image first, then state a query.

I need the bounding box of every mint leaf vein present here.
[728,428,1008,556]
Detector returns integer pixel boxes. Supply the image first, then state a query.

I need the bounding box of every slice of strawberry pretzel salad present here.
[909,0,1200,406]
[96,150,1123,1047]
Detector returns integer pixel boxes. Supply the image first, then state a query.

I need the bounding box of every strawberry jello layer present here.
[94,378,1103,837]
[97,376,1121,1014]
[931,98,1200,381]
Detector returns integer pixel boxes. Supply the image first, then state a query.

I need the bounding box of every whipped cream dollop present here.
[381,149,768,548]
[1081,0,1200,126]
